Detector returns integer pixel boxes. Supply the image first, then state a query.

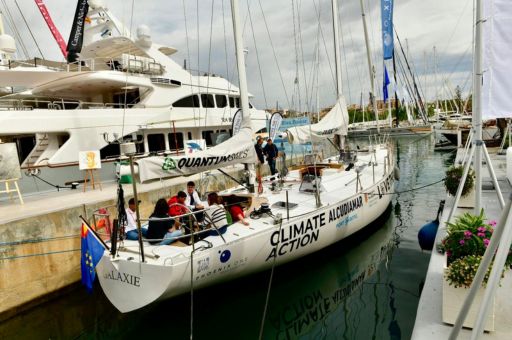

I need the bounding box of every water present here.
[0,135,456,340]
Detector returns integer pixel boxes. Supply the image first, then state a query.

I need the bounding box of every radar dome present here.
[88,0,105,10]
[136,25,152,48]
[0,34,16,54]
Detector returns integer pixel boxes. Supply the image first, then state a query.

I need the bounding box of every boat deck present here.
[412,148,512,339]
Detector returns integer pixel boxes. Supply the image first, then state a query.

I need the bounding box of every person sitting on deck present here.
[227,195,249,226]
[146,198,183,245]
[184,181,205,222]
[168,191,196,241]
[201,192,229,237]
[125,198,148,240]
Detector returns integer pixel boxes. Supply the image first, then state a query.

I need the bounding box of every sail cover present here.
[137,127,256,182]
[286,96,349,144]
[482,0,512,119]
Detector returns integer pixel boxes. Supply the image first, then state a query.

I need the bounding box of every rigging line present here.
[183,0,197,126]
[365,0,379,82]
[345,22,365,95]
[221,0,231,121]
[291,0,300,112]
[14,0,44,59]
[256,0,291,109]
[121,0,136,140]
[258,217,284,340]
[0,1,29,59]
[297,0,312,114]
[203,0,216,129]
[247,1,268,110]
[312,0,336,95]
[0,248,81,261]
[368,178,446,196]
[338,2,352,104]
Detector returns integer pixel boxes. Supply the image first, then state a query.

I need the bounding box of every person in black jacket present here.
[146,198,183,245]
[263,138,279,175]
[254,137,265,164]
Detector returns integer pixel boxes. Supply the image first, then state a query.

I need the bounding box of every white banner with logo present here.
[269,112,283,141]
[482,0,512,119]
[137,128,256,182]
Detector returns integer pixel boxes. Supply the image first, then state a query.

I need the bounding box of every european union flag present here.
[383,66,390,103]
[81,224,105,292]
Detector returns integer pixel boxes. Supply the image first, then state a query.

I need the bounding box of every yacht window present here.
[188,132,192,140]
[249,102,253,108]
[168,132,184,150]
[202,130,214,146]
[100,143,120,159]
[201,94,215,108]
[148,134,166,152]
[173,95,200,108]
[235,97,240,108]
[135,135,145,153]
[215,95,227,108]
[229,97,235,108]
[256,127,267,134]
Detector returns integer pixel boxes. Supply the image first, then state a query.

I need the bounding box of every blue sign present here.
[279,117,310,131]
[381,0,394,60]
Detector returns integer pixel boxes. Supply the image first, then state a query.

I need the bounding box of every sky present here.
[1,0,475,111]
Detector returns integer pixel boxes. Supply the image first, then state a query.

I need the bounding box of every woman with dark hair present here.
[146,198,183,245]
[202,192,229,236]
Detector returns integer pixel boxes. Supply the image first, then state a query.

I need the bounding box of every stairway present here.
[22,133,50,168]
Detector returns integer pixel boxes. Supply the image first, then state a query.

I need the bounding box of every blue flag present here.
[381,0,394,60]
[80,224,105,292]
[383,66,390,103]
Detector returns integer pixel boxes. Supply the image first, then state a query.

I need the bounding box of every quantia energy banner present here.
[66,0,89,63]
[136,128,257,182]
[381,0,394,60]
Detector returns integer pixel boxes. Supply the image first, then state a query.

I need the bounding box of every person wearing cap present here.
[125,198,148,240]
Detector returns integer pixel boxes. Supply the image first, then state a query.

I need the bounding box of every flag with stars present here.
[80,224,105,292]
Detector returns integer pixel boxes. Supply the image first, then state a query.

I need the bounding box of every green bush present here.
[444,165,474,197]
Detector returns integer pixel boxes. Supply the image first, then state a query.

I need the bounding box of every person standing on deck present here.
[263,138,279,175]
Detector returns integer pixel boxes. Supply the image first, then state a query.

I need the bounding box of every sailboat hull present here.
[96,159,395,313]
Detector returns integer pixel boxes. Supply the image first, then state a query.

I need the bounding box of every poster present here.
[79,150,101,170]
[185,140,207,155]
[0,143,21,180]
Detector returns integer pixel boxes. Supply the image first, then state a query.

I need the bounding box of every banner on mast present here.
[482,0,512,119]
[231,109,243,136]
[66,0,89,63]
[381,0,394,60]
[34,0,68,58]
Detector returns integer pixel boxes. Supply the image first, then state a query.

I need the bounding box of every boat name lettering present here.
[103,270,141,287]
[328,196,363,223]
[221,117,233,123]
[318,127,339,135]
[266,212,327,261]
[336,214,357,229]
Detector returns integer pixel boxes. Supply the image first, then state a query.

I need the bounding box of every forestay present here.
[286,96,349,144]
[482,0,512,119]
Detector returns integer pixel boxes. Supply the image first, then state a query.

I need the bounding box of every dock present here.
[412,148,512,339]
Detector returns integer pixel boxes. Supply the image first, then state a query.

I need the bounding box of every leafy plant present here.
[444,165,475,197]
[441,211,512,288]
[445,255,497,288]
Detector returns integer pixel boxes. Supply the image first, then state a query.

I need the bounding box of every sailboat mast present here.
[231,0,250,118]
[473,0,483,212]
[331,0,343,97]
[359,0,380,133]
[434,46,439,113]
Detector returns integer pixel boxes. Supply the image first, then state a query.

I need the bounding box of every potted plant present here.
[444,165,475,208]
[440,210,510,331]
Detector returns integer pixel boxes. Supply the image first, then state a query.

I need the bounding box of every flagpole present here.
[79,215,110,250]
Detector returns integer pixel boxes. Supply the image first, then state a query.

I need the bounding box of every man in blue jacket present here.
[263,138,279,175]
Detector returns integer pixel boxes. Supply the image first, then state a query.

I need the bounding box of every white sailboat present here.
[95,0,396,313]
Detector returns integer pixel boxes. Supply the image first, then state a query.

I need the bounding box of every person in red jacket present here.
[168,191,188,218]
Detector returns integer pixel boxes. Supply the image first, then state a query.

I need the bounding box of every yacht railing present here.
[0,98,144,111]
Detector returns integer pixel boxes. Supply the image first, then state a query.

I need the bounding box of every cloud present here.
[3,0,473,109]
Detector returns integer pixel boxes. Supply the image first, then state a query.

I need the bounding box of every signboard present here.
[279,117,310,131]
[269,112,283,140]
[0,143,21,180]
[185,139,207,155]
[79,150,101,170]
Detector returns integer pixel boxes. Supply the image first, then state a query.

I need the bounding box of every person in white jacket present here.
[185,181,206,221]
